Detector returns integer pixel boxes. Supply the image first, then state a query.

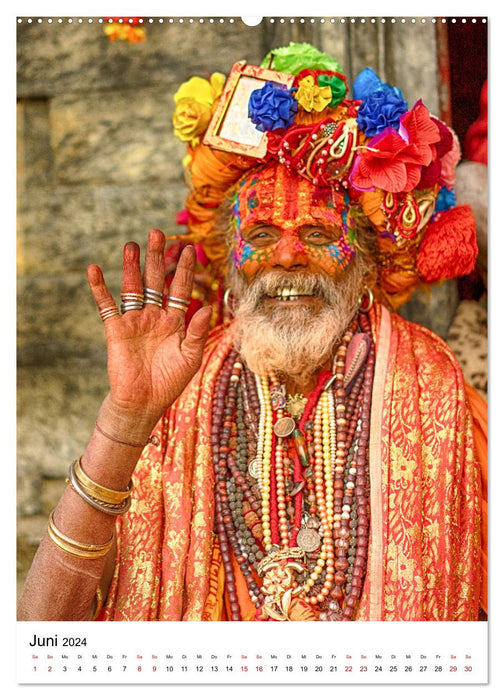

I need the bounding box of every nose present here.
[270,233,308,270]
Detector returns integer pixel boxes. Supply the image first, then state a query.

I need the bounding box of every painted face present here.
[231,164,355,283]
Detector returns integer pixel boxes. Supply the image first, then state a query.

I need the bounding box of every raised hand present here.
[87,229,212,425]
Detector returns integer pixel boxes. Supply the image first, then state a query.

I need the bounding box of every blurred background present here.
[16,16,488,598]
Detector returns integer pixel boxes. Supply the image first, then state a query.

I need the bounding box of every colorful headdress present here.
[171,42,477,310]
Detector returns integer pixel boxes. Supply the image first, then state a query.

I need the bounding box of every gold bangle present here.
[73,457,132,505]
[47,511,114,559]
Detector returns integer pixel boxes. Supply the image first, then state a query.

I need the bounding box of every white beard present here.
[230,260,365,385]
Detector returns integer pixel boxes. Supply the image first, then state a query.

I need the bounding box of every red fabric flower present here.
[350,101,440,193]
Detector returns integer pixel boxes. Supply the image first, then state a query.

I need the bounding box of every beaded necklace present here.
[211,312,375,621]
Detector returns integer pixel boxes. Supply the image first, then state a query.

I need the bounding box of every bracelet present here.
[74,457,132,505]
[67,462,132,516]
[95,421,151,448]
[47,511,114,559]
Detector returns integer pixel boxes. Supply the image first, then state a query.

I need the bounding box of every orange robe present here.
[100,305,485,621]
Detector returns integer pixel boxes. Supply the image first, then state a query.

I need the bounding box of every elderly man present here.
[18,44,485,622]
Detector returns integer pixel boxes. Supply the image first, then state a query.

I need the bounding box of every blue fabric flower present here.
[435,186,457,213]
[353,68,408,137]
[357,88,408,136]
[352,67,383,100]
[248,82,297,132]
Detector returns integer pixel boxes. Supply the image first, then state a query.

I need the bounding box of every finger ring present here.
[121,301,144,313]
[121,292,144,302]
[143,287,164,308]
[167,295,190,307]
[166,300,188,312]
[99,305,120,321]
[120,292,144,313]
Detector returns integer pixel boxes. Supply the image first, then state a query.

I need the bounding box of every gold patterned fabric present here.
[100,306,484,621]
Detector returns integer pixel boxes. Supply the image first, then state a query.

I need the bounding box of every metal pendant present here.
[296,527,321,553]
[270,385,287,411]
[247,457,261,479]
[285,393,308,421]
[273,416,296,437]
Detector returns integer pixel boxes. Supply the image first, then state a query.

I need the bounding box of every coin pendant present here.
[273,416,296,437]
[248,458,261,479]
[297,527,321,553]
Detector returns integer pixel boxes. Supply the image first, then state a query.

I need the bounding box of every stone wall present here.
[16,16,442,596]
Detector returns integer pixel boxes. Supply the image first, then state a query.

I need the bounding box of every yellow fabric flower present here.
[173,73,226,146]
[295,75,332,113]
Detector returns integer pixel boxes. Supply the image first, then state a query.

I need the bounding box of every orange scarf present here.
[100,306,484,621]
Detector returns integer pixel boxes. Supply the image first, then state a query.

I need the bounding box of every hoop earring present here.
[223,288,235,316]
[358,286,374,313]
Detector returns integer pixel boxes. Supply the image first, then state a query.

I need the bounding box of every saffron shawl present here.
[100,305,483,621]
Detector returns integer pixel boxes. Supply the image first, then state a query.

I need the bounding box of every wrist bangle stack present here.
[47,511,114,559]
[67,457,132,515]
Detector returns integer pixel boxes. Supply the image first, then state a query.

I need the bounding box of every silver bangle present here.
[67,461,131,515]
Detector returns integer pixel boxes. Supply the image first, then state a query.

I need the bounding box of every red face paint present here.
[231,164,355,282]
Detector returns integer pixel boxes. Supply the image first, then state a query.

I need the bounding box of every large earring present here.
[358,286,374,312]
[223,288,235,316]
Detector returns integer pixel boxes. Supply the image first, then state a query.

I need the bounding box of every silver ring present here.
[120,301,144,313]
[143,287,163,300]
[143,287,164,308]
[166,300,188,312]
[99,305,120,321]
[167,295,190,307]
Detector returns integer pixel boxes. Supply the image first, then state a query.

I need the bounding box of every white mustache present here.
[245,271,338,306]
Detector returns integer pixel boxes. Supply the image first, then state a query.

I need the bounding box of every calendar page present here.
[17,621,488,683]
[14,4,494,694]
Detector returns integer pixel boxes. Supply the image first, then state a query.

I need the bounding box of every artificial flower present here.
[357,88,408,136]
[248,82,297,132]
[352,67,383,100]
[261,42,342,74]
[350,101,440,193]
[317,73,347,107]
[172,73,226,145]
[295,75,332,112]
[417,119,458,189]
[353,68,408,136]
[173,99,214,146]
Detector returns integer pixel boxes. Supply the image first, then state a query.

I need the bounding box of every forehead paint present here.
[235,164,346,229]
